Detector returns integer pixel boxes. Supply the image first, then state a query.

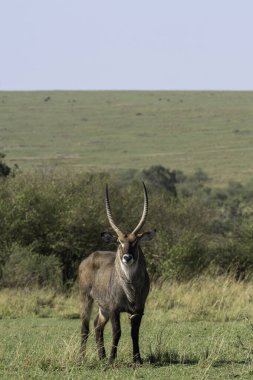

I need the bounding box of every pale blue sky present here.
[1,0,253,90]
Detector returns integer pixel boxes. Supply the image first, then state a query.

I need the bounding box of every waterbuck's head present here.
[101,183,156,267]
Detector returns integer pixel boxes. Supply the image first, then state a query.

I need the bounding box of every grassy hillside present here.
[1,91,253,185]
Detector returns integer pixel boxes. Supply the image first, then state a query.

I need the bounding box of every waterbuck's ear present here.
[101,231,117,244]
[138,229,156,242]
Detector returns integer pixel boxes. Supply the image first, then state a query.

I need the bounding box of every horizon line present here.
[1,88,253,92]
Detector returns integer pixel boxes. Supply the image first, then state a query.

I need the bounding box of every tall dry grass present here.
[148,274,253,322]
[0,287,78,318]
[1,274,253,321]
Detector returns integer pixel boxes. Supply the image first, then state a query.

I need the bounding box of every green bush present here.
[1,244,62,289]
[1,166,253,287]
[0,171,109,285]
[176,169,210,198]
[161,232,208,280]
[0,170,219,284]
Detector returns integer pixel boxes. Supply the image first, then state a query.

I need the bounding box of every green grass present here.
[1,91,253,185]
[1,318,253,380]
[2,276,253,379]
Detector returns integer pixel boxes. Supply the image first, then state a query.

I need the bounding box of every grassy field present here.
[1,91,253,185]
[1,276,253,379]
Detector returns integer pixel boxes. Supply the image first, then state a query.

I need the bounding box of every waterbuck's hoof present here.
[108,357,115,365]
[133,356,143,365]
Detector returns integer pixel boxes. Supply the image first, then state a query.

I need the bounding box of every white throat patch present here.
[120,259,137,281]
[120,262,137,304]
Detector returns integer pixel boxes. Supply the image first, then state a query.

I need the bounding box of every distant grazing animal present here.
[79,183,156,364]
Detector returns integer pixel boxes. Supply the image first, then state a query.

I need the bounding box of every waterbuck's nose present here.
[123,254,133,263]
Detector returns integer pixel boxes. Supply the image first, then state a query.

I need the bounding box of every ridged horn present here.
[105,184,123,236]
[131,182,148,235]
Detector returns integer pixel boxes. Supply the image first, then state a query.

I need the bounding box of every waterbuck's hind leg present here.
[109,312,121,364]
[80,294,93,358]
[94,308,109,360]
[130,312,144,364]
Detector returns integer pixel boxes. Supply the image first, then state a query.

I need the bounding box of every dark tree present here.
[0,153,11,177]
[142,165,178,196]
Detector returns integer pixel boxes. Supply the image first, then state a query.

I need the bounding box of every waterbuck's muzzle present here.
[122,254,134,265]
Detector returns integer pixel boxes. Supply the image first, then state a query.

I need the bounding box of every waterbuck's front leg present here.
[130,312,144,364]
[109,312,121,364]
[94,308,109,360]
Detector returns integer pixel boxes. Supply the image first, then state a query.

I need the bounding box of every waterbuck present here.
[79,183,155,364]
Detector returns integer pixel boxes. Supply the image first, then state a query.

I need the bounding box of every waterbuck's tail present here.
[80,290,93,356]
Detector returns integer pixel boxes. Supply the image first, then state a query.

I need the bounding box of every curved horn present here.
[105,184,123,236]
[131,182,148,235]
